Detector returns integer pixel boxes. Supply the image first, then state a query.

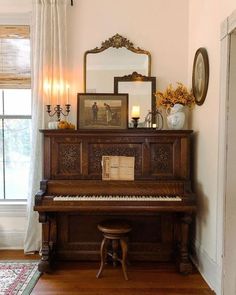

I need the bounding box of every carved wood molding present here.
[102,33,134,49]
[86,34,150,54]
[84,33,151,90]
[39,212,48,223]
[35,180,48,205]
[117,71,152,81]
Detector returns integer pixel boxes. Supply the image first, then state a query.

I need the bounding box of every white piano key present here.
[53,195,182,202]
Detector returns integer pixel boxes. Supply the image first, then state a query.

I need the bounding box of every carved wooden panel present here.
[150,143,174,176]
[88,143,142,176]
[51,139,82,178]
[58,143,81,174]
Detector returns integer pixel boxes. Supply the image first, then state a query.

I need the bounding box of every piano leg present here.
[39,241,51,273]
[38,213,56,273]
[179,212,193,274]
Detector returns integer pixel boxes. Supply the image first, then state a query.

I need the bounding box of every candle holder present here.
[46,104,71,121]
[144,109,163,130]
[132,117,139,128]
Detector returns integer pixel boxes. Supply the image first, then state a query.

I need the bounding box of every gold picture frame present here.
[192,48,209,106]
[77,93,128,129]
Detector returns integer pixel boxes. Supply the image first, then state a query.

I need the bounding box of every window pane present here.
[4,119,31,199]
[4,89,31,115]
[0,120,3,199]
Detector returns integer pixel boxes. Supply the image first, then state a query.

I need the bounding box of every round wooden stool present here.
[96,219,132,280]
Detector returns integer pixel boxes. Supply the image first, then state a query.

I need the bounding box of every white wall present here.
[0,0,31,13]
[67,0,189,123]
[188,0,236,294]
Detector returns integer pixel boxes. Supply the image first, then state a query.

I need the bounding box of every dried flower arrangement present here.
[156,83,195,109]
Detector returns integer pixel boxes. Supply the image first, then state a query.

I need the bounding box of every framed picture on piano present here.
[77,93,128,129]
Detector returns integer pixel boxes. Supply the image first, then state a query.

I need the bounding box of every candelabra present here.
[46,104,71,121]
[132,117,139,128]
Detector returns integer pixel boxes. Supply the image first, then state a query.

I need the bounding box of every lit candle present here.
[131,105,140,118]
[66,84,70,104]
[57,83,60,105]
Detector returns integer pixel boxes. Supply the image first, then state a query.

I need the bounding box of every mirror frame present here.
[84,33,151,91]
[114,71,156,125]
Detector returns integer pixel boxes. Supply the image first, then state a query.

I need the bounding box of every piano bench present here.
[96,219,132,280]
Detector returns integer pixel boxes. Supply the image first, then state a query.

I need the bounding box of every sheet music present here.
[102,156,134,181]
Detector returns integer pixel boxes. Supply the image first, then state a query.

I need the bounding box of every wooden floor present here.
[0,251,215,295]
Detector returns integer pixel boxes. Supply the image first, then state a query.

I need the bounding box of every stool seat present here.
[98,220,132,235]
[96,219,132,280]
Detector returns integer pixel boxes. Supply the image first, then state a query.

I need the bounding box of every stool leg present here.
[112,239,119,267]
[120,238,129,280]
[96,237,108,279]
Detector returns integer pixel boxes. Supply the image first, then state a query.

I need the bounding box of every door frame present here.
[219,9,236,295]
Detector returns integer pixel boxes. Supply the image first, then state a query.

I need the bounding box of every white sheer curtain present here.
[24,0,69,253]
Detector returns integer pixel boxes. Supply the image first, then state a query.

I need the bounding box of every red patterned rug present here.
[0,261,40,295]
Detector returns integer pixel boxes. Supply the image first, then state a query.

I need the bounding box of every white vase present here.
[166,104,185,130]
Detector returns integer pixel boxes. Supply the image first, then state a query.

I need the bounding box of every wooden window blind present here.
[0,25,31,88]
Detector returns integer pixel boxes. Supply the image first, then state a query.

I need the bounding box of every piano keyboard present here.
[53,195,182,202]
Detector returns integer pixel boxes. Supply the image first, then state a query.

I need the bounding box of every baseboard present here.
[0,231,25,249]
[191,240,222,295]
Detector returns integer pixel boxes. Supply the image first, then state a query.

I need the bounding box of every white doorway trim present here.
[219,9,236,295]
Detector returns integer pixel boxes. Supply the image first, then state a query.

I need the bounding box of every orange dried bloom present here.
[155,83,195,109]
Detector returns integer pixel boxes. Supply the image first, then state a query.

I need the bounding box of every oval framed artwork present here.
[192,48,209,106]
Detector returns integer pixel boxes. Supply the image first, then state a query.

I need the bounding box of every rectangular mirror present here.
[114,72,156,127]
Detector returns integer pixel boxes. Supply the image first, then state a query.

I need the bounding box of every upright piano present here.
[34,129,196,273]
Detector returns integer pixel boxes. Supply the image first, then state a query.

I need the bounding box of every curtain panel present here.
[24,0,70,253]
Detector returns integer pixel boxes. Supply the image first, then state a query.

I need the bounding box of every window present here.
[0,89,31,200]
[0,26,31,201]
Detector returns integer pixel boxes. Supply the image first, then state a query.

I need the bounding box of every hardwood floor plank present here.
[33,263,215,295]
[0,251,215,295]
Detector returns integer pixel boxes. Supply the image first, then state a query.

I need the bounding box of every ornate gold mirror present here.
[114,72,156,127]
[84,34,151,92]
